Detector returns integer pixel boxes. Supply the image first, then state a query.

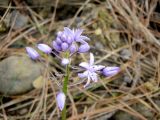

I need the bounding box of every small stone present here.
[19,108,28,115]
[124,75,132,83]
[114,110,136,120]
[120,49,131,60]
[0,56,43,95]
[10,10,28,30]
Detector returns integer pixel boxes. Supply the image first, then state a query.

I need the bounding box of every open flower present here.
[64,27,90,44]
[78,53,105,88]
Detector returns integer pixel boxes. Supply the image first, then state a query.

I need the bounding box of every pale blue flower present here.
[61,58,70,66]
[56,92,66,111]
[102,67,120,77]
[78,53,105,87]
[26,47,40,60]
[52,27,90,54]
[78,43,90,53]
[37,44,52,54]
[64,27,90,44]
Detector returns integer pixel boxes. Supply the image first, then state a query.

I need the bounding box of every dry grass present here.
[0,0,160,120]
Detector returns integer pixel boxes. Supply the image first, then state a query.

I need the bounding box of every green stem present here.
[62,64,70,120]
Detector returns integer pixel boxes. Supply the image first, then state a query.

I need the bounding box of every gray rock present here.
[0,56,43,95]
[120,49,132,60]
[124,74,132,83]
[18,108,28,115]
[114,111,136,120]
[10,10,28,30]
[114,103,154,120]
[133,103,154,119]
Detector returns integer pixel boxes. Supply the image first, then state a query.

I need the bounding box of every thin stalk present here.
[62,64,70,120]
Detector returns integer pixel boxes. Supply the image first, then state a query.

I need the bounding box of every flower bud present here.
[69,44,77,53]
[66,36,73,44]
[57,31,62,37]
[56,37,62,45]
[26,47,40,60]
[78,43,90,53]
[61,58,70,66]
[102,67,120,77]
[56,92,66,111]
[61,42,69,51]
[37,44,52,54]
[52,41,62,51]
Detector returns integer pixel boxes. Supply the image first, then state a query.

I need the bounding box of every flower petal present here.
[64,27,73,35]
[76,39,87,44]
[89,53,94,65]
[89,72,98,82]
[79,35,90,41]
[74,29,83,38]
[79,62,89,69]
[84,76,91,88]
[92,65,105,71]
[78,71,89,78]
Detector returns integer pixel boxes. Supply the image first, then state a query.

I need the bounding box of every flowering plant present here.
[26,27,120,120]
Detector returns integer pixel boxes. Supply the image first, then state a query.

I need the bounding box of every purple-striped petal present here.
[78,71,89,78]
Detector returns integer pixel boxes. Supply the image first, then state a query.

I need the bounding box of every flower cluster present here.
[25,27,120,112]
[53,27,90,54]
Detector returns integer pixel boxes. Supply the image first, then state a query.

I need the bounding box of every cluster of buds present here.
[26,27,120,111]
[53,27,90,54]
